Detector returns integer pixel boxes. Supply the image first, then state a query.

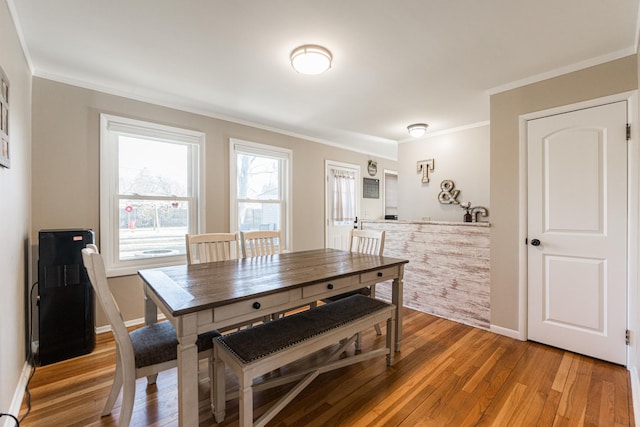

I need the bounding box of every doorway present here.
[325,160,360,250]
[526,101,628,364]
[384,170,398,219]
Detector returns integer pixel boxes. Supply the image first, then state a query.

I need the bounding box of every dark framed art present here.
[363,177,379,199]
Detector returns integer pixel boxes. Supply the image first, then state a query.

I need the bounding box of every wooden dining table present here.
[138,248,408,427]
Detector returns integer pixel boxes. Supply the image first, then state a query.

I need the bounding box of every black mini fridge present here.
[38,229,95,365]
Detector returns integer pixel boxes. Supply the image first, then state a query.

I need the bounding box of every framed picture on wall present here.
[0,65,9,168]
[363,178,380,199]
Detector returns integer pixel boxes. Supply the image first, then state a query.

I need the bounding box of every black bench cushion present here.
[215,294,390,364]
[130,321,220,369]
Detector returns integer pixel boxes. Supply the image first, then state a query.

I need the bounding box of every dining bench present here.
[211,293,396,427]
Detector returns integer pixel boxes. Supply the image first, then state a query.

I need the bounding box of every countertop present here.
[360,219,490,227]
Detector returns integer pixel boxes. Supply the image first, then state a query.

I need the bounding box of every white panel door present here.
[527,101,627,365]
[325,161,360,250]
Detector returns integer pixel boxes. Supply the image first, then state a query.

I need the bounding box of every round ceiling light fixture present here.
[407,123,429,138]
[290,44,332,75]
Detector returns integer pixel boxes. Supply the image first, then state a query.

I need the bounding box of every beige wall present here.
[489,55,637,331]
[0,1,32,413]
[397,124,490,222]
[31,77,397,327]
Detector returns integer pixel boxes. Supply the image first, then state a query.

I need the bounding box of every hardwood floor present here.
[19,307,634,426]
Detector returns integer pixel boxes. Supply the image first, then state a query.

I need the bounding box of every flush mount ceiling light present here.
[290,44,332,75]
[407,123,429,138]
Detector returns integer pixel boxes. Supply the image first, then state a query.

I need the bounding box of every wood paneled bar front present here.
[361,219,490,329]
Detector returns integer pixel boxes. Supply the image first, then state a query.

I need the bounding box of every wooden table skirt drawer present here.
[360,266,398,284]
[213,292,291,322]
[301,275,359,298]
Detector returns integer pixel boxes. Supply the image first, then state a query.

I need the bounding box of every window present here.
[100,114,204,276]
[230,139,291,250]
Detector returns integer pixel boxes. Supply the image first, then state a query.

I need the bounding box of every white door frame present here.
[517,91,638,365]
[383,169,398,218]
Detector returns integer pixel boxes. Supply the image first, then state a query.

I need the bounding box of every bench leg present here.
[146,373,159,385]
[239,381,253,427]
[374,323,382,335]
[213,346,226,423]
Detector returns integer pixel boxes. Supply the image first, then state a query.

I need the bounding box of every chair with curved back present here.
[186,232,240,264]
[81,244,220,427]
[240,230,282,257]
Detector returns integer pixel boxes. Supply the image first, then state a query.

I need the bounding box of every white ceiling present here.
[8,1,640,158]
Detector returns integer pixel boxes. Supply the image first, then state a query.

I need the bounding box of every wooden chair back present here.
[349,229,385,256]
[186,232,239,264]
[240,230,282,257]
[82,244,140,426]
[82,243,217,426]
[81,244,133,363]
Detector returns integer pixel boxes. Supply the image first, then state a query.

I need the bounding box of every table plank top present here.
[139,248,408,316]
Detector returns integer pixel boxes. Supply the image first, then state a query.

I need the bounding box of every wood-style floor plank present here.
[18,307,634,426]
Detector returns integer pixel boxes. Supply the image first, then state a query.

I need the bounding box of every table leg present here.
[213,345,226,423]
[177,316,199,427]
[143,283,159,384]
[144,284,158,325]
[391,264,404,352]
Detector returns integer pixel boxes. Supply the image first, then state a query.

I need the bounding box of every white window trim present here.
[229,138,292,251]
[100,114,205,277]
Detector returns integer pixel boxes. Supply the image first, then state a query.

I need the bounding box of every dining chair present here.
[186,232,263,332]
[186,232,240,264]
[324,229,386,340]
[81,244,220,427]
[240,230,282,257]
[349,228,385,257]
[240,230,306,318]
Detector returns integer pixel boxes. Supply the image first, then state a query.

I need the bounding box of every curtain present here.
[331,168,356,222]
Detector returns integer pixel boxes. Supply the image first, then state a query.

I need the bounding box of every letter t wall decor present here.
[417,159,434,183]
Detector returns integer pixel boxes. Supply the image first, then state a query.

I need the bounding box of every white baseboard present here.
[95,313,167,334]
[3,361,32,427]
[490,324,525,341]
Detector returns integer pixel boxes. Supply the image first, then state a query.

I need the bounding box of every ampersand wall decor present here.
[438,179,460,204]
